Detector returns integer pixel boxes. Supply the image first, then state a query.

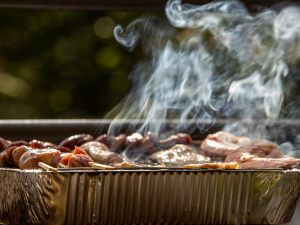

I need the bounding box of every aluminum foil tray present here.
[1,168,300,225]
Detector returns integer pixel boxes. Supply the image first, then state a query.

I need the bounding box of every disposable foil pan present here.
[1,168,300,225]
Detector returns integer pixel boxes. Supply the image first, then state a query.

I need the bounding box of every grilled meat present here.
[201,131,250,158]
[225,140,283,161]
[233,157,299,169]
[0,146,17,166]
[81,141,110,152]
[150,144,209,165]
[12,146,28,167]
[96,134,127,153]
[67,154,93,167]
[29,140,56,149]
[61,146,93,167]
[19,148,61,169]
[80,141,123,165]
[0,131,298,170]
[59,134,94,149]
[124,132,158,160]
[0,141,29,166]
[225,140,299,169]
[159,133,192,148]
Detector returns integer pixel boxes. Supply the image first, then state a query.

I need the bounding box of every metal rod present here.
[0,119,298,144]
[0,0,296,10]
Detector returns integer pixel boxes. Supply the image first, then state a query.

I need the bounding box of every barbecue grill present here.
[0,1,300,225]
[0,119,300,224]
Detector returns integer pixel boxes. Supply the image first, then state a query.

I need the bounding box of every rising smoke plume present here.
[108,0,300,140]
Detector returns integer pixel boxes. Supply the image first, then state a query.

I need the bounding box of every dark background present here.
[0,10,150,119]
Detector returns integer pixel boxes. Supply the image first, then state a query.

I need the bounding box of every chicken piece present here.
[59,134,94,149]
[225,140,299,169]
[19,148,61,170]
[201,131,250,158]
[80,141,123,165]
[159,133,192,149]
[150,144,209,165]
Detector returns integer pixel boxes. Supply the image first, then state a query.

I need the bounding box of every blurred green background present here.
[0,10,148,119]
[0,9,298,119]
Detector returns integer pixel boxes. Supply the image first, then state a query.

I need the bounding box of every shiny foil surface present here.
[0,168,300,225]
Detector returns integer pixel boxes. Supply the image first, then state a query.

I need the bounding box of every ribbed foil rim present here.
[1,168,300,225]
[0,167,293,173]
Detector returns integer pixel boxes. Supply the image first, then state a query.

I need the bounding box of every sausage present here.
[59,134,94,149]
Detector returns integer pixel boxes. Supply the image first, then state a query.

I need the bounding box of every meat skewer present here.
[0,131,299,170]
[18,148,61,170]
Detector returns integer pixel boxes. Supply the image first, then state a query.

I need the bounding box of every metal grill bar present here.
[0,0,296,10]
[0,119,299,143]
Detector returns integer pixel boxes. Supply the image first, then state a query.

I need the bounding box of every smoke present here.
[108,0,300,141]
